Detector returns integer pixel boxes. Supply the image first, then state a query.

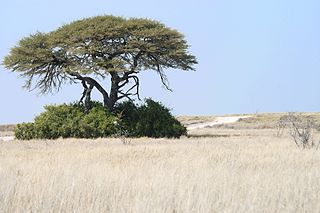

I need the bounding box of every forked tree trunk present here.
[71,72,131,113]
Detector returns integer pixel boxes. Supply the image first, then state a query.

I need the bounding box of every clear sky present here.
[1,0,320,124]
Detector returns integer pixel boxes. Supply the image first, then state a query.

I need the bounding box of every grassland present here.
[1,113,320,212]
[0,124,15,137]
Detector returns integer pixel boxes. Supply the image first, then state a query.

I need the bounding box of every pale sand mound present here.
[0,136,14,141]
[187,115,251,130]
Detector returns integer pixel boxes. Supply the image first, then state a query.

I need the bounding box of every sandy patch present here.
[0,136,14,141]
[187,116,251,130]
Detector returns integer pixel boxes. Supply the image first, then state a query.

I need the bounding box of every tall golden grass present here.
[1,133,320,212]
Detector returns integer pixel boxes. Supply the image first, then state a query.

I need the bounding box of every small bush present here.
[277,112,319,149]
[114,101,140,136]
[115,99,187,138]
[79,107,119,138]
[14,122,36,140]
[33,103,84,139]
[15,102,119,140]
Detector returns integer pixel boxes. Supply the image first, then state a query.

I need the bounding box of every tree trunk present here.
[79,80,94,112]
[69,72,113,111]
[70,72,123,113]
[84,84,94,112]
[107,72,120,112]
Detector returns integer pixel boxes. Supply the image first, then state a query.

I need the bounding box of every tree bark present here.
[70,71,140,113]
[79,80,93,112]
[108,72,120,112]
[70,72,112,110]
[84,84,94,112]
[79,80,88,104]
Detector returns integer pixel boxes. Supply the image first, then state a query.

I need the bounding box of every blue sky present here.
[1,0,320,124]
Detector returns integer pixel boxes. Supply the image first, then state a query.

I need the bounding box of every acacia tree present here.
[3,15,197,111]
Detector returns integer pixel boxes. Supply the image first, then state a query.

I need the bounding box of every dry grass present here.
[189,112,320,129]
[0,124,16,132]
[0,131,14,137]
[0,124,15,137]
[188,127,276,138]
[177,115,216,126]
[1,133,320,212]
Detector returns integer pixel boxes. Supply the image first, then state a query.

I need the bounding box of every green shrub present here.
[33,103,84,139]
[115,99,187,138]
[14,122,36,140]
[15,102,119,140]
[114,101,140,136]
[15,99,186,140]
[136,99,187,138]
[79,107,119,138]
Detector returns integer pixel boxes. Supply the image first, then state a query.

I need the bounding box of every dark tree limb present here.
[22,64,69,94]
[78,80,94,111]
[79,80,88,104]
[118,74,141,101]
[69,72,111,110]
[148,54,173,92]
[157,68,172,92]
[84,84,94,112]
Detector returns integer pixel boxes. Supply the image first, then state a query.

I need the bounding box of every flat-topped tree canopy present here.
[3,15,197,111]
[3,32,70,93]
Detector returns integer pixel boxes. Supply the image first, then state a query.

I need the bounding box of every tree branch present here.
[118,75,141,101]
[69,72,109,98]
[148,54,173,92]
[79,80,88,104]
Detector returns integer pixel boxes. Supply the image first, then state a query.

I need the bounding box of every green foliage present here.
[115,99,187,138]
[80,107,119,138]
[114,101,140,135]
[3,15,197,94]
[15,99,186,140]
[15,102,119,140]
[33,103,83,139]
[14,122,36,140]
[136,99,187,138]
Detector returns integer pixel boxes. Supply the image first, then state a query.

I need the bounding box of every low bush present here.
[79,106,119,138]
[115,99,187,138]
[15,102,119,140]
[15,99,186,140]
[32,103,84,139]
[277,113,319,149]
[114,101,140,136]
[14,122,36,140]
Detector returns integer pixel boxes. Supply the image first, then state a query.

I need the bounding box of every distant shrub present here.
[115,99,187,138]
[276,112,319,149]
